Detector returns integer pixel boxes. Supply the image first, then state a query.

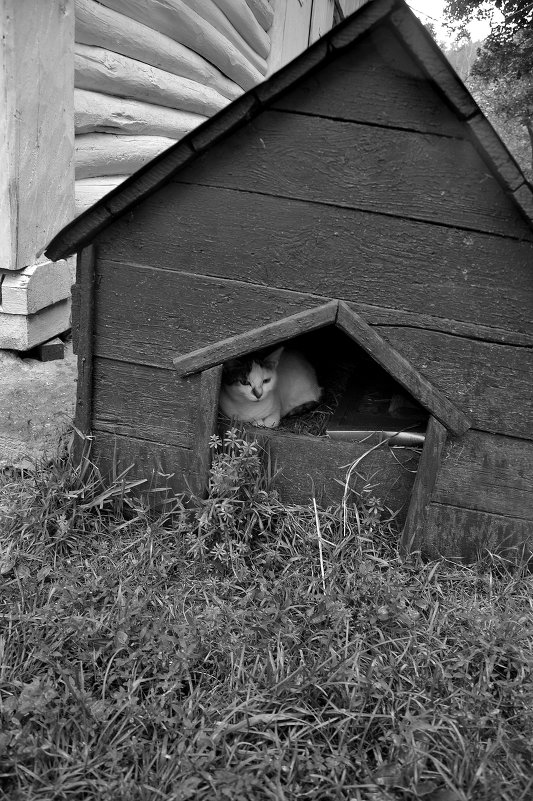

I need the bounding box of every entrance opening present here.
[219,325,429,442]
[216,325,430,524]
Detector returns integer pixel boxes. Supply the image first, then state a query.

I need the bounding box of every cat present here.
[219,346,322,428]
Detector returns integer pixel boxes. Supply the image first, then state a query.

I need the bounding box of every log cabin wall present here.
[73,0,369,214]
[85,17,533,560]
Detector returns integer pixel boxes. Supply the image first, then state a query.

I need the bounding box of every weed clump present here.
[0,432,532,800]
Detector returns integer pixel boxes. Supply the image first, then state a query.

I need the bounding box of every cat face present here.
[222,347,283,403]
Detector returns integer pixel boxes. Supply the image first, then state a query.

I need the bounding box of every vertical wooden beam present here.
[309,0,335,43]
[0,0,74,273]
[189,365,223,498]
[267,0,314,77]
[73,246,95,459]
[0,0,16,269]
[338,0,370,15]
[401,416,448,554]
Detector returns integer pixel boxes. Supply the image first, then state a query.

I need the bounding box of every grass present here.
[0,431,532,800]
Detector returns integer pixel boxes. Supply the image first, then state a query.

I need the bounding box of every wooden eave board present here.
[44,0,533,261]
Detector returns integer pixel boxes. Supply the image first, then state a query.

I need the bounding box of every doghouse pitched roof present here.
[46,0,533,262]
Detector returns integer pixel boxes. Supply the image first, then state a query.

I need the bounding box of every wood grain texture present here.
[271,24,466,138]
[185,0,270,62]
[76,134,177,179]
[467,113,524,191]
[256,37,330,103]
[91,430,194,497]
[0,298,71,351]
[424,503,533,561]
[329,0,395,50]
[244,0,274,31]
[336,303,470,436]
[75,0,242,100]
[390,4,477,119]
[0,0,16,269]
[276,0,313,69]
[189,94,257,152]
[513,184,533,227]
[248,426,419,523]
[401,416,447,553]
[90,259,532,441]
[173,109,533,239]
[95,184,533,338]
[309,0,335,44]
[189,365,223,497]
[433,431,533,519]
[338,0,370,13]
[94,260,332,367]
[0,259,72,315]
[75,89,207,138]
[92,357,197,447]
[173,302,339,374]
[74,247,95,439]
[213,0,271,52]
[75,44,229,116]
[96,0,264,89]
[75,176,128,216]
[379,326,533,441]
[2,0,74,271]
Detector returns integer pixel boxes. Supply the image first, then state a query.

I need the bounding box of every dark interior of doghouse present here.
[218,326,429,444]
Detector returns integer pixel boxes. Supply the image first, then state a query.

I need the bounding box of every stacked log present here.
[74,0,274,214]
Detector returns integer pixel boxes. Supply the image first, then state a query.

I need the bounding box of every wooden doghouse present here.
[46,0,533,560]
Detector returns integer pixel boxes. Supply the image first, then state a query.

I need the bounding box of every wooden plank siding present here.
[92,358,197,447]
[172,110,533,240]
[272,24,467,138]
[244,426,420,523]
[90,430,195,497]
[424,504,533,561]
[93,261,332,366]
[91,260,532,442]
[96,186,533,340]
[433,431,533,520]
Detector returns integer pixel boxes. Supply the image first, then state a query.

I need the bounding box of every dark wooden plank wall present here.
[173,111,531,240]
[90,23,533,551]
[97,187,533,340]
[272,25,467,138]
[251,428,420,525]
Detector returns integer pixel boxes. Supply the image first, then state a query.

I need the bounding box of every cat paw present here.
[262,415,280,428]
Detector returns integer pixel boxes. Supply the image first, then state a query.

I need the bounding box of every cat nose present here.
[252,388,262,399]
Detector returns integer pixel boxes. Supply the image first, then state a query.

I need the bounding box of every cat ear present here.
[264,346,283,368]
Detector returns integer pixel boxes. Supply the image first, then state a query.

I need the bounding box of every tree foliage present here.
[443,1,532,176]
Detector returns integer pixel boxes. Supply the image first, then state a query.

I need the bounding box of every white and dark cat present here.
[219,346,322,428]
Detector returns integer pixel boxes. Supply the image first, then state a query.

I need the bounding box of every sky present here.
[406,0,496,44]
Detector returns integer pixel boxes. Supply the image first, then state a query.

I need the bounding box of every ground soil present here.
[0,343,77,469]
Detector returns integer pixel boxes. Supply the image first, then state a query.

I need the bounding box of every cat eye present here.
[263,378,271,384]
[239,379,250,385]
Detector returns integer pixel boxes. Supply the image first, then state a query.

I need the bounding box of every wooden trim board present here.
[189,364,223,497]
[172,301,339,374]
[73,245,96,460]
[336,302,470,436]
[400,415,447,553]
